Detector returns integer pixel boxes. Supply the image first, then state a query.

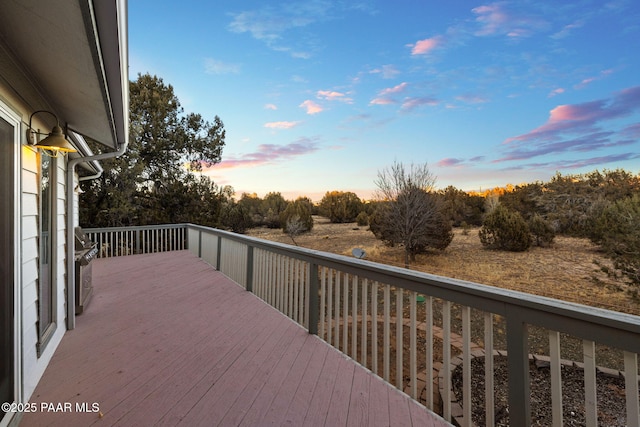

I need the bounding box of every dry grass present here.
[248,216,640,316]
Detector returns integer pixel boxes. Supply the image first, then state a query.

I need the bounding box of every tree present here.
[479,205,531,252]
[261,192,289,228]
[589,194,640,288]
[371,161,453,267]
[319,191,363,223]
[80,73,227,227]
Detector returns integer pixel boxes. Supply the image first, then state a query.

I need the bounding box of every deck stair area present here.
[21,251,448,426]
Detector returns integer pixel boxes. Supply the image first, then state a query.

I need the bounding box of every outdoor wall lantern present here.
[27,110,77,157]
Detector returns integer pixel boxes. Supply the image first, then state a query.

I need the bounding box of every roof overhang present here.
[0,0,128,150]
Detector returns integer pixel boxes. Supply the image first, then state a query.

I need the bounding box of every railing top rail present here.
[83,224,189,233]
[187,223,640,352]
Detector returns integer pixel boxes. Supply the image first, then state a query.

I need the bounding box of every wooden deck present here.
[21,251,450,427]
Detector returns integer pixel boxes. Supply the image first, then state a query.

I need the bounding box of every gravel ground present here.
[452,356,635,426]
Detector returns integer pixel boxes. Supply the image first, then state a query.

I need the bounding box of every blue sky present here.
[129,0,640,201]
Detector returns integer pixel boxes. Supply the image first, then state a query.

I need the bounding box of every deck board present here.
[21,250,450,427]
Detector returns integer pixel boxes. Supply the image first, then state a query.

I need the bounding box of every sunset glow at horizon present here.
[130,1,639,201]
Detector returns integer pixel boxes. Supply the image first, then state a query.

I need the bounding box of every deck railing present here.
[86,223,640,427]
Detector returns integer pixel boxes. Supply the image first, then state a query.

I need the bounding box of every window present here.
[37,151,56,354]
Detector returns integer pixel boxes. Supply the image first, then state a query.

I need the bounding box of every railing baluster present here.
[462,306,471,427]
[361,278,368,367]
[320,266,326,339]
[396,288,403,389]
[372,281,378,375]
[549,331,562,427]
[343,273,349,353]
[426,296,433,410]
[443,300,451,421]
[383,284,390,382]
[584,339,598,427]
[334,271,340,350]
[327,268,333,345]
[410,291,417,399]
[352,274,358,359]
[484,312,494,427]
[624,351,639,427]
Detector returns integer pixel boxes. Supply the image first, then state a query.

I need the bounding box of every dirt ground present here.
[247,216,639,316]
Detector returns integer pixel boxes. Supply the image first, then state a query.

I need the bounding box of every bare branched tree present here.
[285,215,306,246]
[372,161,453,267]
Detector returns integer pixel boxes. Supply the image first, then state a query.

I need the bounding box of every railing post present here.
[135,229,141,254]
[198,229,202,258]
[506,307,531,427]
[308,262,319,335]
[246,245,254,292]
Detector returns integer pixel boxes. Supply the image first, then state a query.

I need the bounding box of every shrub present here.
[589,194,640,287]
[479,205,531,252]
[356,211,369,226]
[528,214,555,247]
[280,198,313,233]
[319,191,363,223]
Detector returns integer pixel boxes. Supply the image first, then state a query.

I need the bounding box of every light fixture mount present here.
[27,110,77,157]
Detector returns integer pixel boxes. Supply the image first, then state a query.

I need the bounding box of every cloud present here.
[472,3,548,38]
[369,97,397,106]
[437,156,486,168]
[264,121,300,129]
[548,88,565,98]
[501,153,640,172]
[227,4,327,58]
[212,137,320,169]
[317,90,353,103]
[369,83,408,106]
[370,65,401,79]
[410,36,443,55]
[505,86,640,145]
[264,103,278,110]
[204,58,240,75]
[437,158,464,167]
[455,93,489,104]
[300,100,323,115]
[551,19,585,39]
[498,86,640,163]
[401,96,439,111]
[573,69,614,90]
[380,82,409,96]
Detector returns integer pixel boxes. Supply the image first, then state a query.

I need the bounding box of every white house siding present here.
[20,148,68,400]
[0,83,70,410]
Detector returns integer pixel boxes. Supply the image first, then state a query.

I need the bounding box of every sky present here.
[128,0,640,201]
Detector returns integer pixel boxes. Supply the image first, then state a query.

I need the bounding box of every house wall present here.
[20,147,68,399]
[0,78,72,412]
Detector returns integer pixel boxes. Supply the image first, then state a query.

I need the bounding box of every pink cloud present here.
[369,83,408,106]
[317,90,353,103]
[264,121,300,129]
[369,97,396,106]
[299,100,323,115]
[472,3,547,38]
[401,96,439,111]
[380,82,408,96]
[211,138,320,170]
[410,36,442,55]
[264,103,278,110]
[505,86,640,145]
[497,86,640,163]
[437,158,464,167]
[548,88,565,98]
